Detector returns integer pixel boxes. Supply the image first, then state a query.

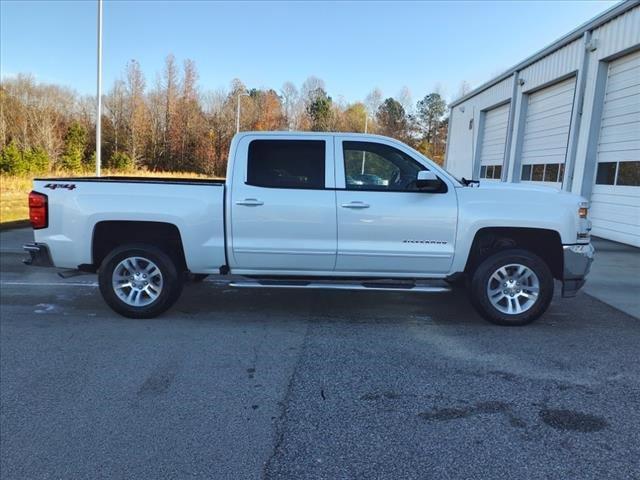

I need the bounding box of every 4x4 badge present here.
[44,183,76,191]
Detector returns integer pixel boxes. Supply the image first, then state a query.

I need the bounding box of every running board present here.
[228,279,450,293]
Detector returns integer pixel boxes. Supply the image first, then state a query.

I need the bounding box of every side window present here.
[247,140,325,189]
[343,141,424,191]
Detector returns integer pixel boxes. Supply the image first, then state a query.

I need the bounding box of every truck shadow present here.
[172,282,519,327]
[169,281,633,329]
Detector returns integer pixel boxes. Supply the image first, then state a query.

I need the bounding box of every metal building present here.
[445,1,640,247]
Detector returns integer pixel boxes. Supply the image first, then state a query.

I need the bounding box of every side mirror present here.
[416,170,441,191]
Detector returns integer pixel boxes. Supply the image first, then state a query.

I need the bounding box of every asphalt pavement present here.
[1,229,639,479]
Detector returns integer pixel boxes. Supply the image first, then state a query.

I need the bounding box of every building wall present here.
[445,77,513,180]
[445,3,640,246]
[572,5,640,196]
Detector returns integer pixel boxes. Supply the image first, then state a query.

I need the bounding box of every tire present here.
[469,248,553,326]
[98,244,184,319]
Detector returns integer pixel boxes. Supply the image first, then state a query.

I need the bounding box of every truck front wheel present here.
[98,244,184,319]
[469,249,554,326]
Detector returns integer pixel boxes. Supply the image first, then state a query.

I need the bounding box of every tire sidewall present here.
[98,244,183,319]
[470,249,554,326]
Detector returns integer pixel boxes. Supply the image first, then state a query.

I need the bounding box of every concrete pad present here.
[584,237,640,319]
[0,227,33,253]
[2,250,640,479]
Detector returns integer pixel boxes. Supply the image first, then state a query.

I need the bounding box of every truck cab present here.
[227,132,457,276]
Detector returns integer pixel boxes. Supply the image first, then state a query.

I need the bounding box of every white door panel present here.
[335,190,457,273]
[334,137,457,274]
[592,50,640,247]
[521,77,576,167]
[229,135,337,271]
[478,102,510,180]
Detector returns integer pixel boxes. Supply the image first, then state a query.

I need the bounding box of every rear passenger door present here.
[229,135,337,273]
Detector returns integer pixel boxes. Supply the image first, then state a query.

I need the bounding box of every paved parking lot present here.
[1,230,639,479]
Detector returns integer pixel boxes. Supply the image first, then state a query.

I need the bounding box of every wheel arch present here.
[464,227,563,279]
[91,220,187,273]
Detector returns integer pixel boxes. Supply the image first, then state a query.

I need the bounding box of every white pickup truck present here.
[24,132,594,325]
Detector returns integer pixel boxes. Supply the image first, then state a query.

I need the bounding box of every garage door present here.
[591,50,640,247]
[519,76,577,187]
[478,103,510,181]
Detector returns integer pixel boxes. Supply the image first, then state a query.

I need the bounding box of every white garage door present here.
[478,103,510,181]
[520,76,577,187]
[591,50,640,247]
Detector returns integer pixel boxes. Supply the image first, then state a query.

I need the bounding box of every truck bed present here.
[32,177,226,273]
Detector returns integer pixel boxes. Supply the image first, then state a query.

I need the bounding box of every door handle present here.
[236,198,264,206]
[341,201,370,209]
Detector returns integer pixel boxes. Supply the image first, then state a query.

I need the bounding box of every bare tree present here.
[161,54,179,169]
[125,60,147,165]
[280,81,298,130]
[301,76,326,103]
[397,86,413,115]
[104,79,126,156]
[364,88,383,129]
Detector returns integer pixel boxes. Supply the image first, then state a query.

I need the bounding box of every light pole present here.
[361,113,368,174]
[236,92,250,133]
[95,0,103,176]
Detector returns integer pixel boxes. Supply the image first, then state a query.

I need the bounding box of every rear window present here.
[247,140,325,189]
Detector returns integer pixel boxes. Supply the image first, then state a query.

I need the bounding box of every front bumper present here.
[23,243,54,267]
[561,243,595,297]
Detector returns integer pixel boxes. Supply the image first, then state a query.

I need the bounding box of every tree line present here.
[0,54,451,177]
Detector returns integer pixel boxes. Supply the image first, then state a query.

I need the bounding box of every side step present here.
[228,279,450,293]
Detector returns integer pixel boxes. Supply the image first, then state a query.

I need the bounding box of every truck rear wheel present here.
[98,244,184,319]
[469,249,553,326]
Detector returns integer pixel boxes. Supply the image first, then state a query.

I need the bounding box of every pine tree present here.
[0,141,24,174]
[59,122,87,172]
[24,147,50,174]
[306,88,333,132]
[376,98,408,140]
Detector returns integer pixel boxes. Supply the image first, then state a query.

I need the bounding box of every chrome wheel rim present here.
[112,256,163,307]
[487,263,540,315]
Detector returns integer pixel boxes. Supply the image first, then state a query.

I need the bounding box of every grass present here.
[0,170,215,224]
[0,175,32,223]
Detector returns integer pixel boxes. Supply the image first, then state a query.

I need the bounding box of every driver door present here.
[334,137,457,275]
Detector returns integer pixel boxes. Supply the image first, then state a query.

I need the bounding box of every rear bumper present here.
[23,243,54,267]
[561,243,595,298]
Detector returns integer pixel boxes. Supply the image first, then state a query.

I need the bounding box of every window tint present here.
[480,165,502,180]
[532,164,544,181]
[247,140,325,189]
[484,166,494,179]
[544,163,559,182]
[343,141,424,191]
[596,162,616,185]
[522,163,564,183]
[615,161,640,186]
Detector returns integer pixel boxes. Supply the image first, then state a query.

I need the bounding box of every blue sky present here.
[1,0,618,103]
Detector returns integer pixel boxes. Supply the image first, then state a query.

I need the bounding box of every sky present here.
[1,0,619,104]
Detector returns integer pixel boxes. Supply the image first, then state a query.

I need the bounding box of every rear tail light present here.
[28,191,48,229]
